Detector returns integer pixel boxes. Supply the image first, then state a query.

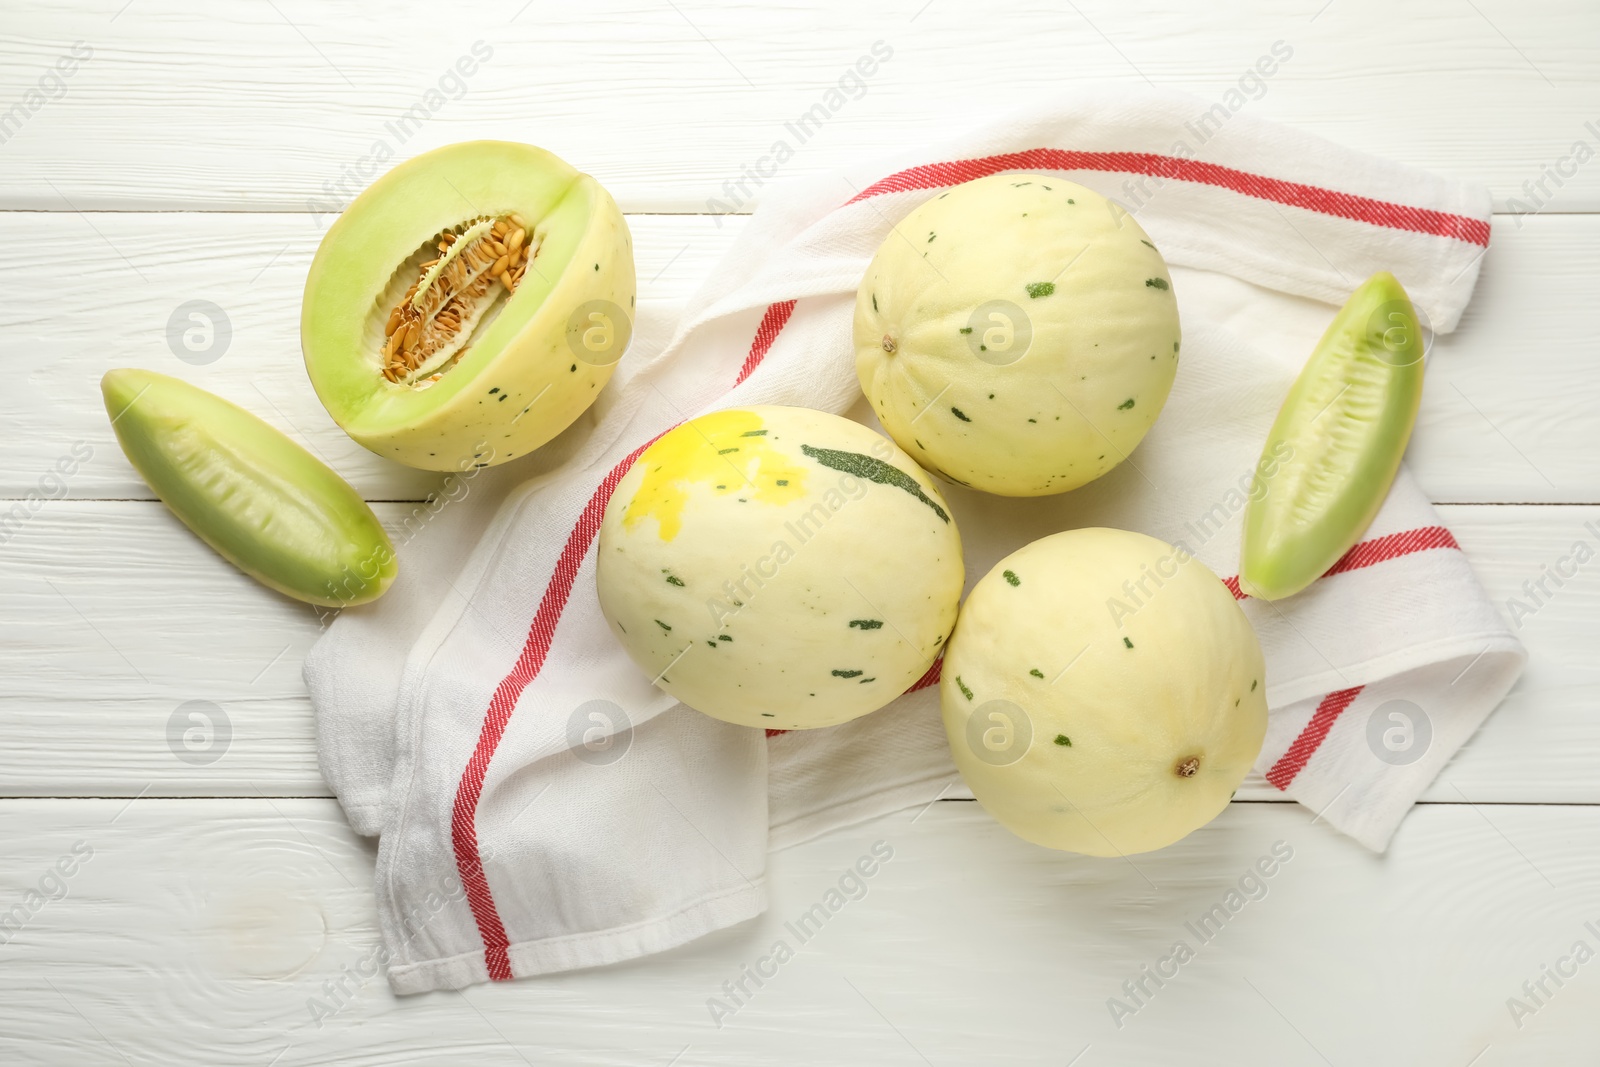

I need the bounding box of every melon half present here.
[302,141,635,471]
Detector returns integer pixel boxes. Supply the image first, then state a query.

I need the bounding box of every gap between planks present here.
[0,208,1587,217]
[2,796,1597,807]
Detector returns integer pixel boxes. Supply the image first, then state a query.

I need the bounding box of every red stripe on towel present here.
[451,302,795,980]
[1265,686,1365,790]
[845,149,1489,246]
[735,300,797,386]
[1226,525,1460,599]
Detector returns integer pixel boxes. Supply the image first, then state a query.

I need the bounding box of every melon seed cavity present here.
[381,213,541,385]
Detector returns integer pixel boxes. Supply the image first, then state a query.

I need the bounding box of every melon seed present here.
[380,212,536,384]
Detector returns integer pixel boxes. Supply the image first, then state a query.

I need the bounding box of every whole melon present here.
[941,528,1266,855]
[597,406,963,729]
[855,173,1180,496]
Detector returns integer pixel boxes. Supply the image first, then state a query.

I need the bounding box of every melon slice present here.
[102,368,395,607]
[1239,272,1425,601]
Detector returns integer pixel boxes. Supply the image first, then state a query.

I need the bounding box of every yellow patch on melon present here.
[623,409,809,541]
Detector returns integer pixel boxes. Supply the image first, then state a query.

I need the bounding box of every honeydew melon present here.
[596,406,963,730]
[855,173,1180,496]
[301,141,634,472]
[941,528,1265,856]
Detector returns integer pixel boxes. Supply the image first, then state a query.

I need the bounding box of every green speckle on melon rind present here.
[799,444,950,523]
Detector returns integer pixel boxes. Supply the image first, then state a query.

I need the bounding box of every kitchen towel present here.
[304,84,1524,993]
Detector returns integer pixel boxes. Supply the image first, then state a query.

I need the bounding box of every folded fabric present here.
[304,85,1523,994]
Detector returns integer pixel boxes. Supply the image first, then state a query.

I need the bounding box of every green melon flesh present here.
[301,141,635,471]
[102,368,395,607]
[1239,272,1425,601]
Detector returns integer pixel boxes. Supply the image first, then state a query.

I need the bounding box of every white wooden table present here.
[3,2,1598,1063]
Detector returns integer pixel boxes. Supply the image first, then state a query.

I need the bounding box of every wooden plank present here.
[2,211,1597,502]
[3,211,744,502]
[1416,216,1600,503]
[0,501,1590,802]
[0,798,1595,1064]
[2,6,1591,1061]
[2,1,1597,211]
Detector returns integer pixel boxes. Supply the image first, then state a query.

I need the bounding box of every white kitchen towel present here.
[304,85,1524,994]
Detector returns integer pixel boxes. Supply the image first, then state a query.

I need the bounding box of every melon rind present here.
[854,173,1180,497]
[596,406,964,730]
[940,528,1266,856]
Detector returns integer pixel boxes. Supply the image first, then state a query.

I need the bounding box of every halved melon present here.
[301,141,635,471]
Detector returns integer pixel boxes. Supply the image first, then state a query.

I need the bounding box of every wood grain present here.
[3,2,1598,1056]
[3,212,1597,502]
[0,501,1589,801]
[0,799,1595,1065]
[2,212,741,502]
[2,1,1597,211]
